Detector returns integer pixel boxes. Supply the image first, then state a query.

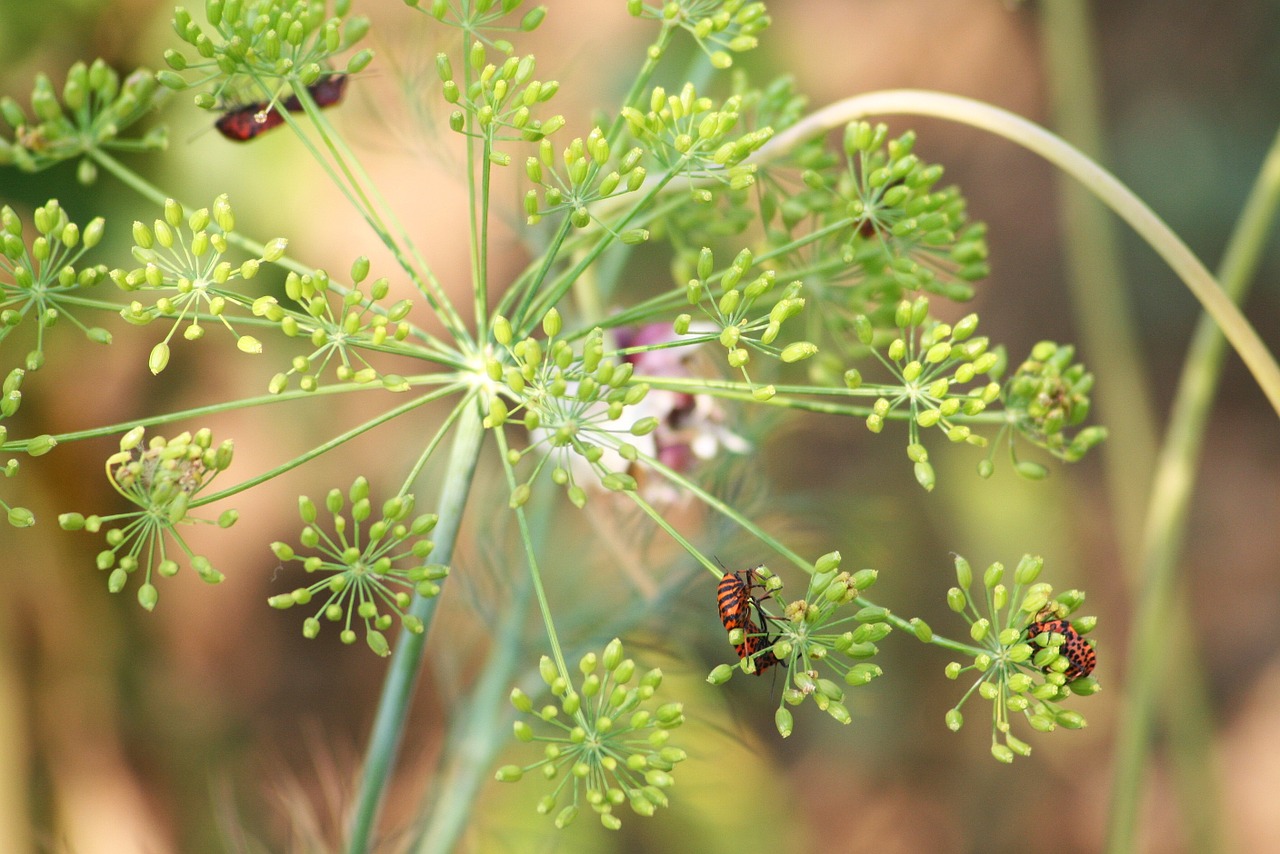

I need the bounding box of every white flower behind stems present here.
[617,323,751,501]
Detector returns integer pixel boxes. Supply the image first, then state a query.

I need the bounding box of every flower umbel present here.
[707,553,885,737]
[255,257,414,394]
[267,477,446,657]
[997,340,1107,473]
[0,199,111,372]
[159,0,373,114]
[0,59,165,181]
[940,553,1099,763]
[488,312,656,508]
[499,639,686,830]
[110,195,287,374]
[57,426,235,610]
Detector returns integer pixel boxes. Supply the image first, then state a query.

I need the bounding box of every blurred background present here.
[2,1,1279,851]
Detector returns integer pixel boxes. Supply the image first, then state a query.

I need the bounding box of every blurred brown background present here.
[2,1,1279,852]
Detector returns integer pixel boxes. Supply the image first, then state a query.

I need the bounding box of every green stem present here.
[1038,2,1159,554]
[197,384,466,505]
[1106,123,1280,854]
[750,90,1280,419]
[346,402,487,854]
[1037,6,1223,851]
[0,380,457,450]
[415,559,533,854]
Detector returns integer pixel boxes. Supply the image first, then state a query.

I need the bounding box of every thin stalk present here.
[87,148,459,358]
[1107,123,1280,854]
[346,403,487,854]
[285,88,472,344]
[197,383,467,505]
[751,90,1280,418]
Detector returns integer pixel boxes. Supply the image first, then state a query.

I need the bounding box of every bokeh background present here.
[2,1,1280,852]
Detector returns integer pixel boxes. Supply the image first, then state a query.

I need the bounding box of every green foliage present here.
[0,0,1122,848]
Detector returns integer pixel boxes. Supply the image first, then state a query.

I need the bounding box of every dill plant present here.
[2,1,1278,850]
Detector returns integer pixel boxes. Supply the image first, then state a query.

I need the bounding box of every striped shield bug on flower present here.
[717,566,781,675]
[1025,615,1096,681]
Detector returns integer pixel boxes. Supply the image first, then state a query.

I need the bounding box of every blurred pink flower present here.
[615,323,750,497]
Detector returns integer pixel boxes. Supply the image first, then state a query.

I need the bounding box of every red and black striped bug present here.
[215,74,350,142]
[1025,615,1096,682]
[716,567,780,675]
[215,102,286,141]
[287,73,348,110]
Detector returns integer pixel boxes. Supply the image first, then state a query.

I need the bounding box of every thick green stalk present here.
[1106,123,1280,854]
[1039,0,1158,552]
[415,574,532,854]
[346,403,487,854]
[1037,5,1222,850]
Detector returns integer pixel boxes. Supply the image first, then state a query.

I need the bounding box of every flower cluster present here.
[58,426,236,610]
[621,83,771,188]
[627,0,771,70]
[770,121,989,319]
[707,553,886,737]
[487,310,657,508]
[856,296,1000,490]
[110,195,288,374]
[0,59,164,180]
[677,245,812,397]
[940,553,1099,763]
[267,477,446,656]
[437,45,563,150]
[498,639,686,830]
[999,340,1107,471]
[523,129,647,228]
[253,257,414,393]
[0,199,110,371]
[158,0,373,112]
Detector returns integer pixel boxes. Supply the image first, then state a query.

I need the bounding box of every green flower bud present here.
[495,765,524,782]
[853,314,873,345]
[7,506,34,527]
[850,568,878,590]
[913,461,935,492]
[138,583,159,611]
[780,341,818,363]
[946,587,966,612]
[775,707,793,738]
[1015,460,1049,480]
[707,663,734,684]
[26,434,57,456]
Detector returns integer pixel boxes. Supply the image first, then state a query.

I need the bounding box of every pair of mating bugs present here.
[214,74,348,142]
[716,567,781,676]
[715,567,1096,681]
